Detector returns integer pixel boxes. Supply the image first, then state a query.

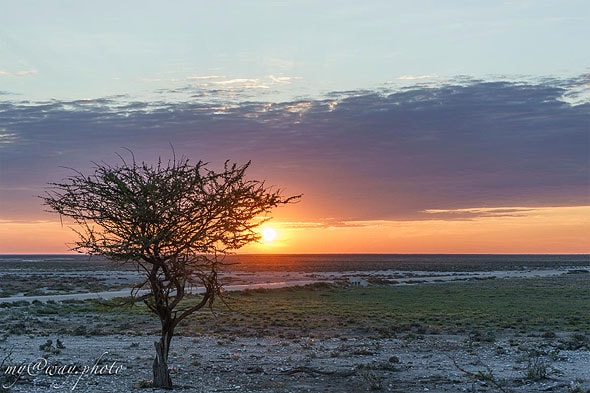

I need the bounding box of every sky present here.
[0,1,589,254]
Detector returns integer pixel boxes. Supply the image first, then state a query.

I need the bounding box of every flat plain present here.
[1,255,589,392]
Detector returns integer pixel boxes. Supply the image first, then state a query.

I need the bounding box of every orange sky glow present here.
[1,205,588,254]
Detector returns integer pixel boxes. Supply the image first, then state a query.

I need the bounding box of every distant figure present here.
[349,277,368,287]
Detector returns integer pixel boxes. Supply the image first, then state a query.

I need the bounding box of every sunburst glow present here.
[260,227,277,243]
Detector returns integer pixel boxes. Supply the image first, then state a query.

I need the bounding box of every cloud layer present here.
[1,75,588,222]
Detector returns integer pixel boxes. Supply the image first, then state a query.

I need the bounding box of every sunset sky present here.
[1,1,589,254]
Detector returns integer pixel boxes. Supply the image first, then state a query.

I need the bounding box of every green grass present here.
[3,273,589,338]
[180,273,590,338]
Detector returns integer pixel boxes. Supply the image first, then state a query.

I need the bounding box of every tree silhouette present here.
[42,152,299,389]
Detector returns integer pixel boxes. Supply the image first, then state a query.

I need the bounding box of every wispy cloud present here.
[269,75,293,84]
[0,69,38,77]
[208,78,259,86]
[0,129,18,144]
[422,207,536,220]
[559,73,590,106]
[15,69,38,76]
[146,74,302,104]
[397,74,437,80]
[186,75,222,81]
[279,219,380,229]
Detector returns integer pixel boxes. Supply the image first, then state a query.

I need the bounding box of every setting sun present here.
[260,227,277,243]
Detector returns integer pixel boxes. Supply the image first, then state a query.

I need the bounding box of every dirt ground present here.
[2,330,589,392]
[1,260,588,392]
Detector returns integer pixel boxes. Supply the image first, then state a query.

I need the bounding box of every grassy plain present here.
[3,273,588,340]
[2,271,589,392]
[190,273,590,338]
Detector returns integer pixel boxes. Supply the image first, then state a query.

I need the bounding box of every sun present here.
[260,227,278,243]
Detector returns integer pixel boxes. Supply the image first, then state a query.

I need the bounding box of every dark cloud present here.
[1,75,588,221]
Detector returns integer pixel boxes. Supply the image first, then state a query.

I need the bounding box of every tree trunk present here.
[153,332,173,389]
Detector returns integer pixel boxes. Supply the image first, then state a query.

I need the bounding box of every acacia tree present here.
[42,153,299,389]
